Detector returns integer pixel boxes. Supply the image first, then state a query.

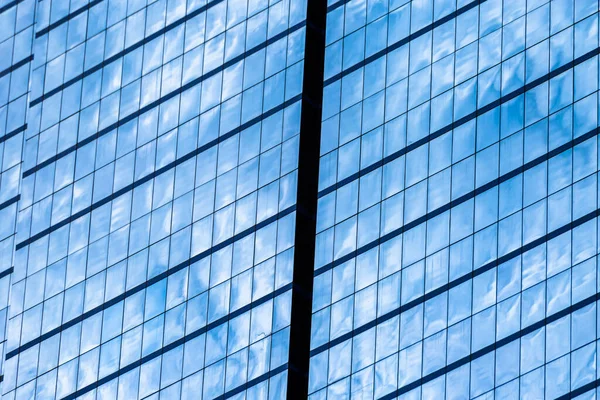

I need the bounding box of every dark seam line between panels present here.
[0,374,3,383]
[0,194,20,211]
[556,378,600,400]
[215,363,289,400]
[311,206,600,357]
[323,0,488,84]
[23,21,307,179]
[0,267,14,280]
[35,0,103,38]
[0,0,26,14]
[0,55,33,79]
[7,204,297,360]
[286,0,326,397]
[378,292,600,400]
[0,123,27,145]
[313,126,600,278]
[15,95,302,251]
[60,283,294,400]
[29,0,231,107]
[318,45,600,199]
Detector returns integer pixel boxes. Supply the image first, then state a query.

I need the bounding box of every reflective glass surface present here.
[1,0,309,398]
[2,0,598,398]
[310,0,600,399]
[0,0,36,396]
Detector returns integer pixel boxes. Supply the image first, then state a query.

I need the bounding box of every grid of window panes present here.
[0,0,35,394]
[3,0,308,398]
[310,0,600,399]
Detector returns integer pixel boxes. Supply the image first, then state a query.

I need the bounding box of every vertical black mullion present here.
[286,0,327,398]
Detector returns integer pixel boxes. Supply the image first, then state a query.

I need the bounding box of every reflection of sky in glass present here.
[310,0,600,398]
[0,0,599,398]
[0,0,310,398]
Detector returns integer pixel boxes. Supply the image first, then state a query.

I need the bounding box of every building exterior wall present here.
[1,0,599,399]
[0,0,36,396]
[310,0,600,398]
[1,0,317,398]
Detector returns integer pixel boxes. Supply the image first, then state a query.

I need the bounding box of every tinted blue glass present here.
[310,0,600,398]
[3,0,599,398]
[1,0,311,398]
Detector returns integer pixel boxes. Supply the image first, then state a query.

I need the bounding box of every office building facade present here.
[310,0,600,399]
[0,0,323,398]
[0,0,599,399]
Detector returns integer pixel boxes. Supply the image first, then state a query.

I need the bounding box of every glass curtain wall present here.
[0,0,36,396]
[1,0,312,399]
[310,0,600,399]
[3,0,600,399]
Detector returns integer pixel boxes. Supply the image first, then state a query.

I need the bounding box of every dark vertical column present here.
[286,0,327,398]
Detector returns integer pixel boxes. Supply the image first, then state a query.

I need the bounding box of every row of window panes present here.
[320,15,597,186]
[310,334,599,399]
[0,0,35,43]
[15,241,294,342]
[0,96,27,140]
[312,207,598,352]
[29,34,305,166]
[17,129,299,276]
[310,251,599,395]
[325,0,597,84]
[13,166,298,322]
[315,126,598,272]
[16,155,296,304]
[34,0,303,69]
[33,0,306,104]
[63,367,289,400]
[312,224,598,354]
[318,96,598,243]
[314,302,595,396]
[0,58,30,107]
[13,286,290,380]
[0,26,33,73]
[319,56,598,197]
[325,0,591,49]
[0,165,20,206]
[7,239,295,366]
[6,291,292,398]
[26,96,300,204]
[23,99,300,229]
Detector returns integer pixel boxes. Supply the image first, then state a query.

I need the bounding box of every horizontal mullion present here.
[311,206,600,356]
[0,267,14,280]
[16,94,302,251]
[0,55,33,80]
[556,378,600,400]
[323,0,487,86]
[319,45,600,199]
[35,0,103,38]
[0,124,26,146]
[314,126,600,277]
[7,205,296,360]
[60,283,294,400]
[23,20,306,178]
[0,195,20,212]
[0,0,26,14]
[326,0,352,12]
[379,291,600,400]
